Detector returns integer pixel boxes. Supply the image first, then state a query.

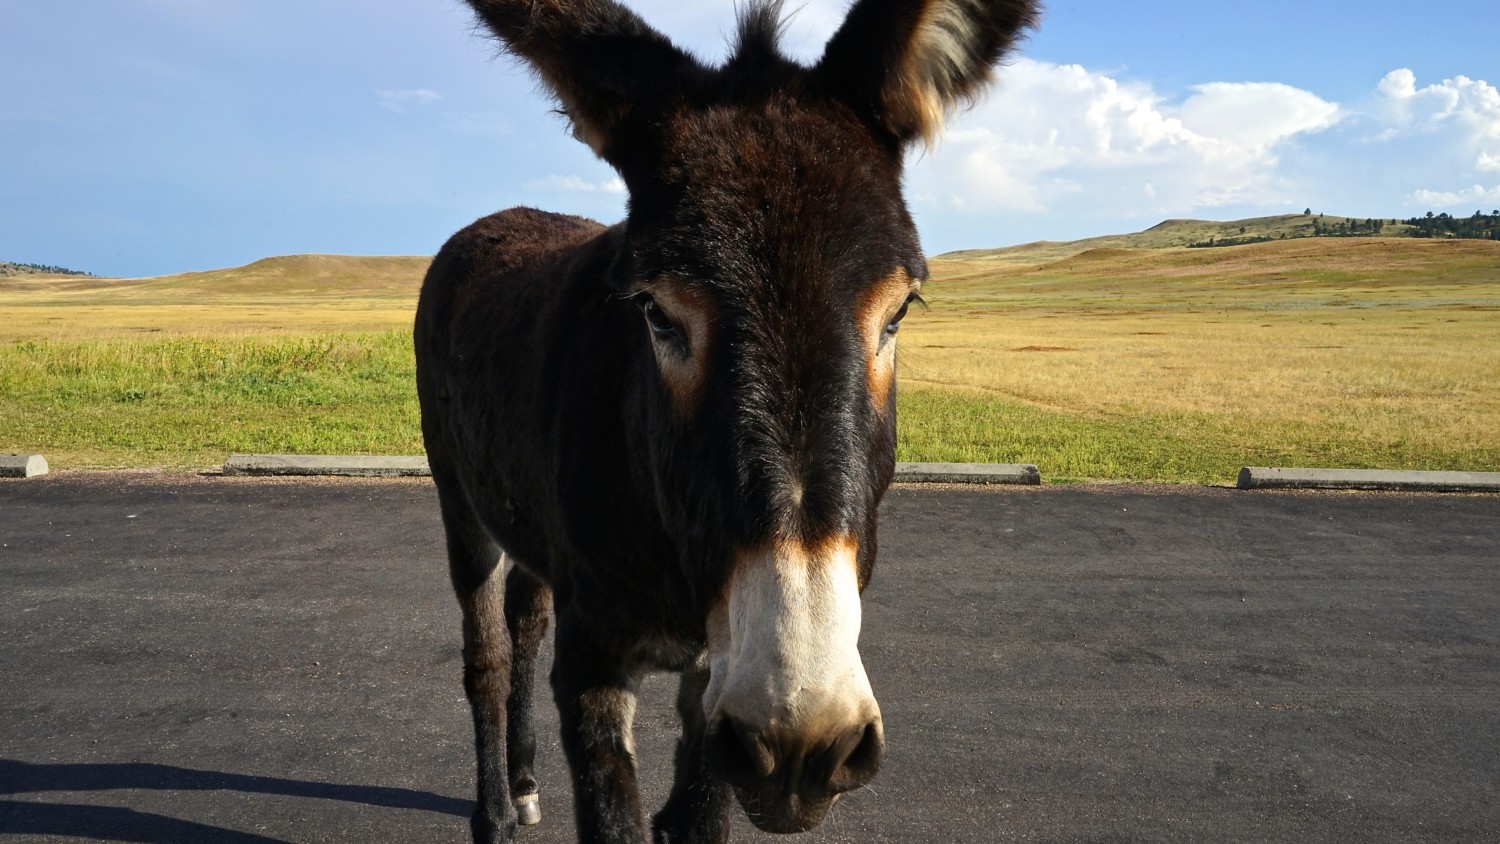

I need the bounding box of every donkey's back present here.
[417,206,607,371]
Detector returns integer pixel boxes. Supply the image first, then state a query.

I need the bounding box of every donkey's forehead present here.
[630,98,926,290]
[660,98,895,192]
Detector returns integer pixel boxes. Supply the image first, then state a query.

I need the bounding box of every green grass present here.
[896,388,1243,482]
[0,331,422,468]
[901,236,1500,483]
[4,229,1497,482]
[8,325,1492,481]
[895,386,1497,484]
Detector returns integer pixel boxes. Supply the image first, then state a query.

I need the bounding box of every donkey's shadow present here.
[0,758,467,843]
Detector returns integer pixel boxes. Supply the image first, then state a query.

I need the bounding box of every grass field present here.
[903,237,1500,480]
[3,231,1497,482]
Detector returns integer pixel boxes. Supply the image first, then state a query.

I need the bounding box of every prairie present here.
[3,232,1496,481]
[901,237,1500,480]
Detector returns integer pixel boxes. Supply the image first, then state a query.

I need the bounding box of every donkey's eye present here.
[885,293,922,337]
[633,292,681,341]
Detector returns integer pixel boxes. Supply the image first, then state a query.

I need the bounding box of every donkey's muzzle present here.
[705,711,884,833]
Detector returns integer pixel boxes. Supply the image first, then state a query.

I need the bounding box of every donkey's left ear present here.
[814,0,1041,148]
[465,0,704,164]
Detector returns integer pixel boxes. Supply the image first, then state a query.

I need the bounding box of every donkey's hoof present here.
[515,793,542,826]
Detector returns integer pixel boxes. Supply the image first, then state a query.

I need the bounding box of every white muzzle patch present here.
[703,536,880,745]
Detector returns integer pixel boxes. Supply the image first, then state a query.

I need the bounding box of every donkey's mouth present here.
[726,722,881,833]
[734,786,839,834]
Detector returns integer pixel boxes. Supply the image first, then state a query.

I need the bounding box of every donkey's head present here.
[467,0,1039,832]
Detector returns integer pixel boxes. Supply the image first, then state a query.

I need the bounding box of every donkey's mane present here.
[728,0,793,70]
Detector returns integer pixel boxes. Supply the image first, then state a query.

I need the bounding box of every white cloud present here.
[522,174,626,194]
[1372,67,1419,133]
[909,59,1338,216]
[376,88,442,113]
[1408,184,1500,206]
[1178,82,1340,151]
[1363,70,1500,213]
[1371,69,1500,141]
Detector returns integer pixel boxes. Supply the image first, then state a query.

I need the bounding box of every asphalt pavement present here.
[1,474,1496,843]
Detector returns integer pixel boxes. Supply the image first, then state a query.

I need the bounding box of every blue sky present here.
[3,1,1497,278]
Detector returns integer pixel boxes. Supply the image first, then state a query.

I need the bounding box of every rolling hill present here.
[936,213,1417,266]
[4,215,1495,476]
[0,260,94,278]
[0,254,432,299]
[3,212,1489,309]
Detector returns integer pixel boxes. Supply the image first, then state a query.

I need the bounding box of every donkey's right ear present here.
[465,0,702,161]
[814,0,1041,149]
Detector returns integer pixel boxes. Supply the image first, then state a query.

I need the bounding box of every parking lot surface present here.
[2,474,1496,842]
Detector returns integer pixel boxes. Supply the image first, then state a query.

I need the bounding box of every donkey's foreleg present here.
[453,553,516,844]
[651,660,733,844]
[553,612,649,844]
[503,564,551,826]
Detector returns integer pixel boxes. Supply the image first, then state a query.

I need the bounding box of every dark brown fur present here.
[415,2,1039,842]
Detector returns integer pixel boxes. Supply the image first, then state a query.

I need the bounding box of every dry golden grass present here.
[900,237,1500,479]
[0,255,430,341]
[1,303,420,341]
[1,256,432,469]
[937,213,1416,266]
[4,236,1496,480]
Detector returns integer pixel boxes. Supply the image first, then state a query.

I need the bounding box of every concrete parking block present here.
[1237,466,1500,492]
[894,462,1040,484]
[0,454,48,478]
[221,456,1043,485]
[223,454,431,478]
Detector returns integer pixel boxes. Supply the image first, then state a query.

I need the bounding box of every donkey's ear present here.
[465,0,702,160]
[814,0,1041,148]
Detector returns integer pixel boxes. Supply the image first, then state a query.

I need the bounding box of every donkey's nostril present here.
[824,719,884,794]
[705,715,775,788]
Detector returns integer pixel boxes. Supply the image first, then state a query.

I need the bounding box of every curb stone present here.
[1237,467,1500,492]
[222,455,1044,485]
[894,462,1041,484]
[223,454,431,478]
[216,457,1500,492]
[0,454,48,479]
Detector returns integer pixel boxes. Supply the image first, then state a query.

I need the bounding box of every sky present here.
[3,0,1498,278]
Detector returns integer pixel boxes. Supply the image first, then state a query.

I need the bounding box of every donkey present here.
[415,1,1039,841]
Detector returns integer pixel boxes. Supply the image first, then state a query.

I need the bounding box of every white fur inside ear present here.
[893,0,991,146]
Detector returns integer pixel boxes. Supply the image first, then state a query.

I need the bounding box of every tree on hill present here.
[1400,210,1500,239]
[0,261,94,277]
[1187,233,1278,248]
